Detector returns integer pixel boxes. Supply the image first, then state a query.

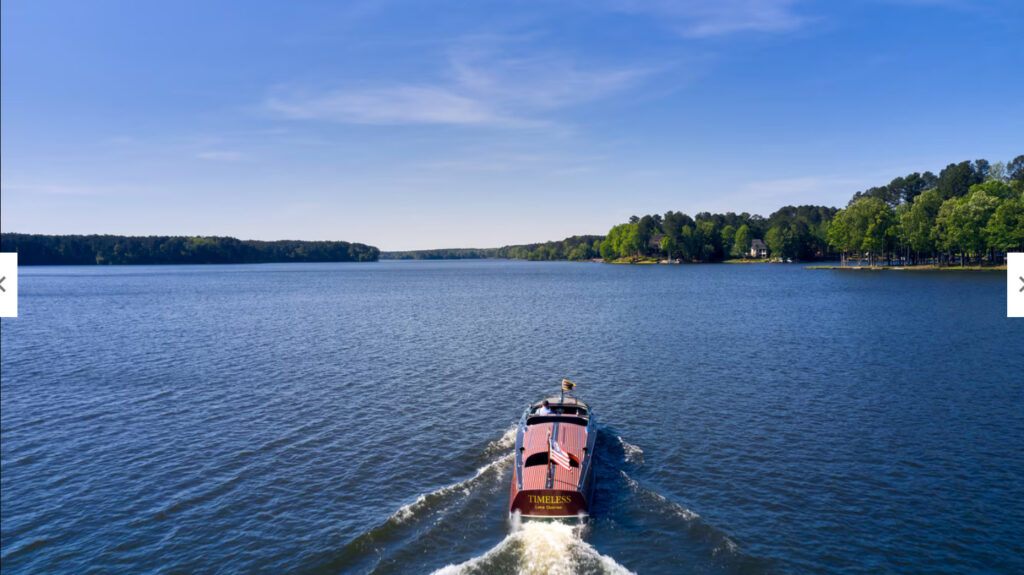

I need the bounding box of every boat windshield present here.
[532,405,587,416]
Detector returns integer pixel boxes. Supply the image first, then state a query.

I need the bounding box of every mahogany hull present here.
[509,396,597,519]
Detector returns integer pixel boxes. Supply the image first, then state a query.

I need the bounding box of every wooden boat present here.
[509,380,597,519]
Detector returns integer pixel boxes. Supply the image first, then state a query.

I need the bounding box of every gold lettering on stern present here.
[526,494,573,505]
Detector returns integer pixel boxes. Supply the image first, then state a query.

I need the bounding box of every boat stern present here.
[510,489,589,518]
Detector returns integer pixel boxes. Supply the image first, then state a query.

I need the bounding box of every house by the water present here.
[750,239,768,258]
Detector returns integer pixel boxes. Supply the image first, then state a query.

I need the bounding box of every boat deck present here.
[520,420,587,490]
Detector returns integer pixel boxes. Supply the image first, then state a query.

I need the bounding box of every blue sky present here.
[2,0,1022,250]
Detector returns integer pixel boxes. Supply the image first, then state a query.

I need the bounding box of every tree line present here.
[381,248,496,260]
[827,156,1024,266]
[0,234,380,265]
[381,235,604,261]
[599,206,838,262]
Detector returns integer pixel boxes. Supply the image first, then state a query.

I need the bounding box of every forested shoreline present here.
[599,206,837,262]
[0,234,380,265]
[381,235,603,261]
[829,157,1024,266]
[596,155,1023,265]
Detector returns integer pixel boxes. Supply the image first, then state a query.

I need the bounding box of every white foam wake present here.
[392,452,513,523]
[487,424,519,452]
[620,470,696,520]
[617,436,644,465]
[433,515,634,575]
[390,425,518,524]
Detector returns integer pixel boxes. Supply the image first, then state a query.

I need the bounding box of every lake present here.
[2,260,1022,574]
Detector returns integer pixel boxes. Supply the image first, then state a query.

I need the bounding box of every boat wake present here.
[617,470,739,557]
[372,426,518,527]
[306,425,519,574]
[390,424,518,523]
[432,514,634,575]
[313,425,761,574]
[616,436,644,465]
[393,452,513,523]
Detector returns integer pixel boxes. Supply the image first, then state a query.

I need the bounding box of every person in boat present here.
[536,401,553,415]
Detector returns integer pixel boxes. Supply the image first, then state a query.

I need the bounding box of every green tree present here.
[827,210,853,264]
[637,215,656,254]
[988,161,1007,183]
[601,224,630,260]
[986,197,1024,253]
[720,225,736,257]
[622,224,643,257]
[932,198,958,263]
[896,172,934,203]
[899,188,943,261]
[679,226,696,261]
[968,180,1015,200]
[695,221,718,261]
[1007,155,1024,182]
[599,238,617,260]
[660,235,678,260]
[732,225,752,257]
[764,226,785,259]
[935,160,984,199]
[662,211,683,243]
[840,196,895,265]
[945,191,1000,263]
[603,222,643,259]
[765,223,799,260]
[861,206,896,264]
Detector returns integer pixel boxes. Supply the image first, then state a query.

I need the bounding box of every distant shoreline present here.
[807,264,1007,272]
[1,234,380,265]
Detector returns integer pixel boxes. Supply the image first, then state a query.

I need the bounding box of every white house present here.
[750,239,768,258]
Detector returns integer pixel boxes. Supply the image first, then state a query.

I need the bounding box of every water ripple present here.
[2,261,1022,574]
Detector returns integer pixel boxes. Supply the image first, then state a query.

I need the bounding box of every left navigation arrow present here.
[0,253,16,317]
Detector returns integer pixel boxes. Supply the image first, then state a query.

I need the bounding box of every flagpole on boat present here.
[560,378,576,404]
[546,429,553,487]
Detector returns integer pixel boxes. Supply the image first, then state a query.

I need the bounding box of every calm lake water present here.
[2,261,1022,574]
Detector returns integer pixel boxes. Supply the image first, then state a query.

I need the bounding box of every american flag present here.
[549,438,572,470]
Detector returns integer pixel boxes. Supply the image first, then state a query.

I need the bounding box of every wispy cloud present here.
[612,0,809,38]
[445,43,649,110]
[265,38,652,127]
[267,85,517,126]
